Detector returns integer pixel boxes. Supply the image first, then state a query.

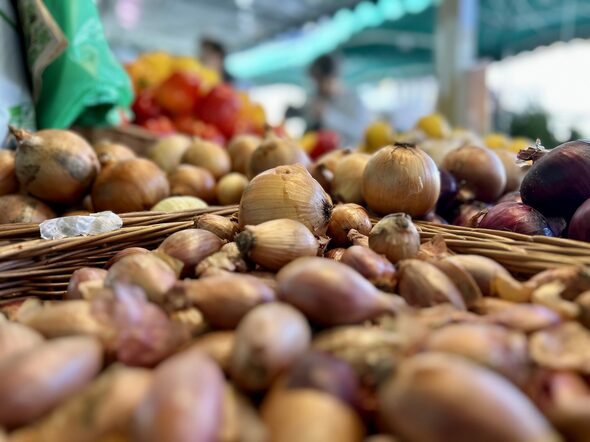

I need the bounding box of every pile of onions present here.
[310,149,351,193]
[168,164,216,203]
[216,172,248,205]
[332,153,370,204]
[10,127,99,204]
[362,143,440,217]
[520,140,590,219]
[474,202,554,236]
[0,194,55,224]
[248,134,310,179]
[0,150,18,196]
[568,198,590,241]
[227,135,260,175]
[181,138,231,179]
[93,141,136,164]
[92,158,169,212]
[238,164,333,235]
[146,134,191,173]
[442,144,506,203]
[495,149,526,193]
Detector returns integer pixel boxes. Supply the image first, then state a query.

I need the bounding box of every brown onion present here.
[216,172,248,205]
[332,153,370,204]
[325,247,346,261]
[93,140,136,163]
[105,247,150,269]
[238,164,333,235]
[362,143,440,216]
[146,134,191,173]
[66,267,108,300]
[341,245,396,291]
[167,164,216,202]
[495,148,525,193]
[277,257,406,325]
[157,228,224,276]
[133,348,224,442]
[92,158,169,212]
[227,134,261,175]
[0,322,44,362]
[196,214,238,241]
[0,150,18,196]
[10,127,99,204]
[310,149,351,193]
[230,303,311,391]
[0,194,55,224]
[327,203,372,246]
[190,331,235,373]
[369,213,420,263]
[248,133,310,178]
[442,144,506,203]
[182,138,231,179]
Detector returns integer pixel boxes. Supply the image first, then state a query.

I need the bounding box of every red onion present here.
[475,202,554,236]
[520,140,590,218]
[568,198,590,241]
[452,202,488,227]
[498,191,522,204]
[436,169,458,220]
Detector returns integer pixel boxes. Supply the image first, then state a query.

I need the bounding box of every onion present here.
[168,164,216,203]
[498,190,522,204]
[0,194,55,224]
[106,247,150,268]
[66,267,108,300]
[442,144,506,203]
[216,172,248,205]
[151,196,207,212]
[10,127,99,204]
[158,229,224,276]
[92,158,169,212]
[495,149,525,193]
[310,149,351,193]
[196,214,238,241]
[238,164,333,235]
[520,140,590,218]
[0,150,18,196]
[327,203,372,246]
[248,133,310,179]
[363,143,440,217]
[146,134,191,173]
[369,213,420,263]
[93,141,136,163]
[332,153,370,204]
[568,198,590,241]
[475,202,554,236]
[419,138,462,166]
[436,169,458,220]
[227,134,260,175]
[452,202,488,227]
[182,138,231,179]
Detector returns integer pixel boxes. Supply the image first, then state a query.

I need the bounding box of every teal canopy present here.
[227,0,590,86]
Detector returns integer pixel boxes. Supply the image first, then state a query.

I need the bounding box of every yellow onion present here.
[442,144,506,203]
[0,150,18,196]
[341,245,396,291]
[362,143,440,216]
[157,228,224,276]
[369,213,420,263]
[327,203,372,246]
[168,164,216,203]
[0,194,55,224]
[105,247,150,268]
[238,164,333,235]
[495,148,526,193]
[196,214,238,241]
[146,134,191,173]
[151,196,208,212]
[182,138,231,179]
[10,127,99,204]
[236,219,319,271]
[92,158,169,212]
[216,172,248,205]
[227,134,260,175]
[310,149,351,193]
[191,331,235,374]
[93,141,136,164]
[418,138,462,166]
[248,133,310,179]
[332,153,370,204]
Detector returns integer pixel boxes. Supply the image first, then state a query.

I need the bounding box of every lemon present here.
[508,137,533,154]
[484,133,511,150]
[364,121,395,153]
[300,132,319,153]
[416,113,451,139]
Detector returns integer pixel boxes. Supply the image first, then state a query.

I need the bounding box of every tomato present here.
[195,84,241,139]
[155,72,202,116]
[173,116,225,145]
[141,116,176,135]
[132,90,162,124]
[309,130,340,160]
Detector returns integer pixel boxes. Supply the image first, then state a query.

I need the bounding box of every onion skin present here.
[105,247,150,269]
[327,203,372,246]
[0,194,55,224]
[277,257,406,325]
[94,141,136,163]
[340,245,396,291]
[310,149,351,193]
[92,158,170,213]
[568,198,590,241]
[0,150,18,196]
[332,153,370,204]
[442,144,506,203]
[227,134,260,175]
[168,164,216,203]
[133,348,224,442]
[452,202,488,227]
[475,202,554,236]
[362,143,440,217]
[369,213,420,264]
[11,127,100,204]
[196,214,238,241]
[521,140,590,218]
[66,267,108,300]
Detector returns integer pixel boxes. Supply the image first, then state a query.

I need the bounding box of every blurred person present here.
[200,38,234,83]
[289,54,370,147]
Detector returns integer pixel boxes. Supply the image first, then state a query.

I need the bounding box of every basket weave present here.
[0,206,589,299]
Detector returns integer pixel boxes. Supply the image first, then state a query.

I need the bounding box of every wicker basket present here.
[1,206,589,299]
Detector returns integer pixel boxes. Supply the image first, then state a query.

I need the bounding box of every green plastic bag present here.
[18,0,132,129]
